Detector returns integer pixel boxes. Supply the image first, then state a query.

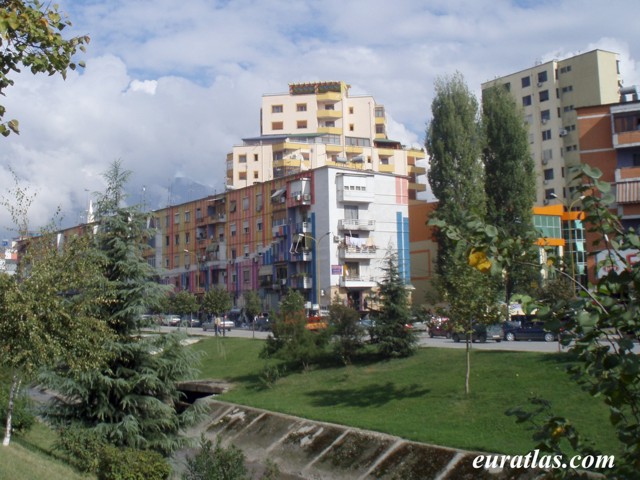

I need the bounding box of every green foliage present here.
[182,435,249,480]
[260,290,328,369]
[482,84,538,300]
[41,161,202,455]
[98,445,171,480]
[169,290,199,318]
[54,424,106,473]
[0,382,34,434]
[258,363,286,389]
[373,253,417,358]
[242,290,262,321]
[0,0,89,136]
[329,302,364,364]
[202,288,233,317]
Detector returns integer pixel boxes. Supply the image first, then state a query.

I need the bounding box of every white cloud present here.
[0,0,639,235]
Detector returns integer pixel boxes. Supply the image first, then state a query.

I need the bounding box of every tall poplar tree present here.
[482,84,538,301]
[41,160,202,454]
[426,72,486,276]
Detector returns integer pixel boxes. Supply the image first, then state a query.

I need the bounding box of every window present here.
[521,76,531,88]
[256,193,263,211]
[522,95,532,107]
[174,255,179,268]
[325,121,335,127]
[541,110,551,122]
[296,103,307,112]
[375,124,385,134]
[230,223,236,237]
[257,219,263,231]
[349,124,354,131]
[534,214,561,239]
[230,200,237,212]
[239,154,247,163]
[560,65,572,74]
[561,85,573,93]
[165,258,170,268]
[165,215,169,227]
[243,269,250,284]
[239,171,247,180]
[174,213,180,224]
[185,232,190,244]
[324,104,335,110]
[184,253,190,266]
[504,82,511,92]
[632,153,640,167]
[563,105,574,112]
[542,148,553,162]
[254,153,259,161]
[174,234,180,246]
[272,121,283,130]
[243,220,249,235]
[545,188,556,200]
[165,235,169,246]
[539,90,549,102]
[542,130,552,141]
[271,105,283,113]
[349,106,354,114]
[184,211,190,222]
[537,71,548,83]
[297,120,307,129]
[544,168,554,180]
[253,171,259,179]
[344,205,359,220]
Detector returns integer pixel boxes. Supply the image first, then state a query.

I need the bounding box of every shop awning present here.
[258,265,273,276]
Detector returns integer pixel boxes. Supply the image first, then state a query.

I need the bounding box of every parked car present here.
[358,317,377,342]
[255,313,271,331]
[503,321,556,342]
[451,323,502,343]
[410,318,428,332]
[160,314,181,326]
[202,317,234,332]
[427,317,451,338]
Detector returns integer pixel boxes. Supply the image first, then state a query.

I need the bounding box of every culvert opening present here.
[176,380,231,412]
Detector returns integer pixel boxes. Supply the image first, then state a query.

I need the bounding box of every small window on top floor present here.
[296,103,307,112]
[272,105,283,113]
[521,76,531,88]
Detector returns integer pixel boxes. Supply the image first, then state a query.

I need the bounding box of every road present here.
[153,325,596,354]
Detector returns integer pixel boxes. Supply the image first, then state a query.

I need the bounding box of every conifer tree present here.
[41,160,202,454]
[374,252,417,358]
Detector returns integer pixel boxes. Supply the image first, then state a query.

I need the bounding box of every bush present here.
[183,436,249,480]
[0,383,35,435]
[98,445,171,480]
[55,424,106,473]
[329,303,364,364]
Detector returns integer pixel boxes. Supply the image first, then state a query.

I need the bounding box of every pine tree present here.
[374,252,417,358]
[41,160,202,454]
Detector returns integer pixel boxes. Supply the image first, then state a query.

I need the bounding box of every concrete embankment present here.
[173,398,547,480]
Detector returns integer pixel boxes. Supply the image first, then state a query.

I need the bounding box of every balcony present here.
[339,275,377,289]
[408,164,427,175]
[338,246,377,260]
[317,109,342,120]
[409,182,427,192]
[613,130,640,149]
[291,193,312,206]
[338,219,375,231]
[338,188,374,204]
[292,250,312,262]
[317,91,341,102]
[318,126,342,135]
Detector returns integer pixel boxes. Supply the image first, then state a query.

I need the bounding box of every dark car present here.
[255,313,271,331]
[427,317,451,338]
[451,323,503,343]
[503,321,556,342]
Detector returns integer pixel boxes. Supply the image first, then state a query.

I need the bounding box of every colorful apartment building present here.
[576,87,640,283]
[225,81,427,202]
[481,49,621,206]
[156,166,411,313]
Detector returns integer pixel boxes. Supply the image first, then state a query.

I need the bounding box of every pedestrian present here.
[214,315,221,336]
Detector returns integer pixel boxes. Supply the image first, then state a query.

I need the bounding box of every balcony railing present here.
[338,219,375,231]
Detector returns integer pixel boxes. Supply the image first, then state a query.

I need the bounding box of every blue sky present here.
[1,0,639,234]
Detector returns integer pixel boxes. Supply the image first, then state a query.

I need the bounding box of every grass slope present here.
[0,422,94,480]
[190,337,619,456]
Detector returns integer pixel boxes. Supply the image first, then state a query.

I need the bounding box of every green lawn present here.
[190,337,620,456]
[0,422,94,480]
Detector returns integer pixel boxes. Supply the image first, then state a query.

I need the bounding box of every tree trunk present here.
[465,338,471,395]
[3,373,21,447]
